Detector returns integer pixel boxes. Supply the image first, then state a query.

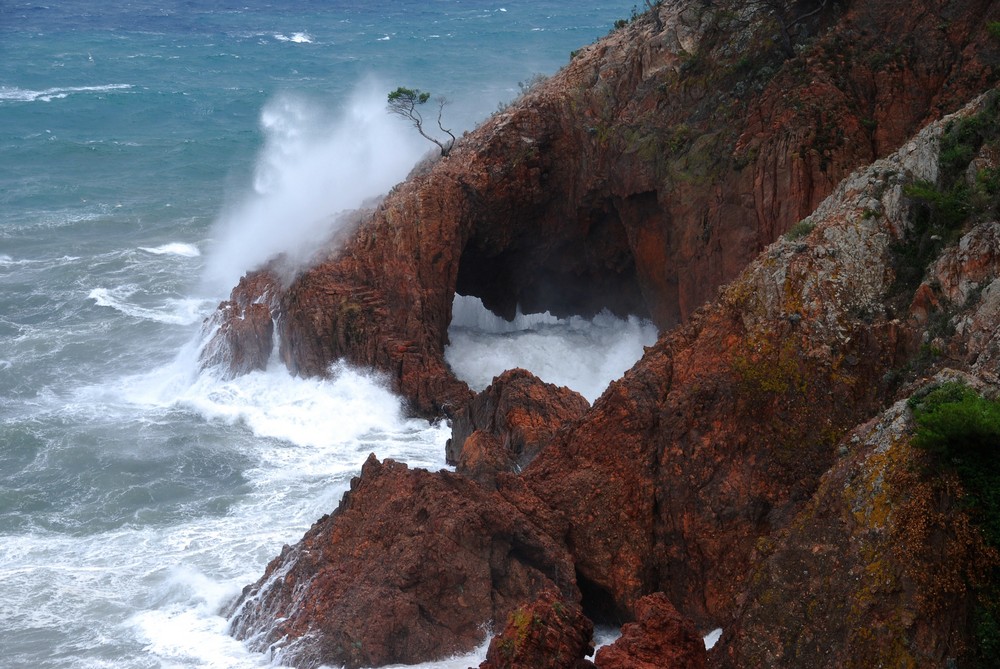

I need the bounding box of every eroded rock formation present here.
[206,0,999,417]
[221,0,1000,667]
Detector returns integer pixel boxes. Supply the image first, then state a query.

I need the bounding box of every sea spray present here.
[202,79,428,293]
[1,2,648,665]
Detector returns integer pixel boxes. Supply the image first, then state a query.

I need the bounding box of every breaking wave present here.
[446,295,658,403]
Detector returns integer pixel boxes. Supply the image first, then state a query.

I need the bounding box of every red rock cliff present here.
[223,1,1000,667]
[205,0,999,417]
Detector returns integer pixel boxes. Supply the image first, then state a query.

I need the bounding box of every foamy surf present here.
[0,84,132,103]
[273,32,313,43]
[139,243,201,257]
[88,287,213,326]
[445,295,658,403]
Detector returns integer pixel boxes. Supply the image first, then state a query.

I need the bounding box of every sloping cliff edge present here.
[213,0,1000,667]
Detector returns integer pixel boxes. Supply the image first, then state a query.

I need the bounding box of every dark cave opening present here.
[454,198,650,322]
[576,568,628,627]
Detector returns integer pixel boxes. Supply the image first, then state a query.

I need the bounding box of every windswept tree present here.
[387,87,456,157]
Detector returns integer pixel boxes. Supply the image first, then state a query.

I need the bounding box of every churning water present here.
[0,2,650,666]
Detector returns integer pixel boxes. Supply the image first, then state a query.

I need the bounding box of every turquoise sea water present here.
[0,2,651,667]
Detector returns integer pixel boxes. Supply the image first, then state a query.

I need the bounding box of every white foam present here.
[380,639,490,668]
[202,80,426,293]
[273,32,313,43]
[139,243,201,257]
[0,84,132,103]
[445,295,658,403]
[88,287,214,326]
[7,338,455,667]
[704,627,723,649]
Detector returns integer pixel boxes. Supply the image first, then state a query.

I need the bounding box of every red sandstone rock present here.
[479,589,596,669]
[595,593,707,669]
[199,271,279,376]
[448,369,590,487]
[226,455,580,669]
[218,2,1000,667]
[716,371,1000,668]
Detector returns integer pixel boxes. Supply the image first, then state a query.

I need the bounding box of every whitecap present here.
[138,243,201,257]
[88,287,213,326]
[377,35,391,41]
[0,84,132,103]
[273,32,312,43]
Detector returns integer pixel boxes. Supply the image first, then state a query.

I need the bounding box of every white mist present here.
[202,79,428,294]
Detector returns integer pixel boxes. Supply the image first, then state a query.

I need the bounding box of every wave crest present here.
[0,84,132,103]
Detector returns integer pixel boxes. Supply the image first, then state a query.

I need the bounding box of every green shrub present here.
[909,381,1000,665]
[784,219,816,241]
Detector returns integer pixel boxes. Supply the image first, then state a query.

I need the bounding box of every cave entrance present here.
[445,196,659,402]
[576,568,628,627]
[454,197,650,322]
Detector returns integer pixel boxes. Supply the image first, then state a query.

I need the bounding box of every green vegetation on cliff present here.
[909,382,1000,666]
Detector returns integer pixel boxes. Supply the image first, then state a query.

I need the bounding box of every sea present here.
[0,2,657,667]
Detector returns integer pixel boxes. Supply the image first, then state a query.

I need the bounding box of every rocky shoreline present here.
[208,0,1000,666]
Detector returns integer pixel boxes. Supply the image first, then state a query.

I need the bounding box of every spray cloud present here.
[203,78,427,294]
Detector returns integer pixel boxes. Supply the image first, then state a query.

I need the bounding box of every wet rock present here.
[448,369,590,487]
[594,593,706,669]
[226,455,579,669]
[479,588,596,669]
[199,270,278,376]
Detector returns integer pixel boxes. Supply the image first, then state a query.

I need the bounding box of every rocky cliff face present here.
[221,0,1000,667]
[204,0,999,417]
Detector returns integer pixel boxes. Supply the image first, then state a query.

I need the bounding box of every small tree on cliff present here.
[387,87,456,157]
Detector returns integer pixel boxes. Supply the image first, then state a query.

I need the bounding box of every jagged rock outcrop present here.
[595,593,707,669]
[226,456,580,669]
[199,271,279,376]
[447,369,590,487]
[479,589,596,669]
[206,0,999,416]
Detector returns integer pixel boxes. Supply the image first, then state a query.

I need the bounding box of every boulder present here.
[448,369,590,487]
[479,588,596,669]
[595,593,707,669]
